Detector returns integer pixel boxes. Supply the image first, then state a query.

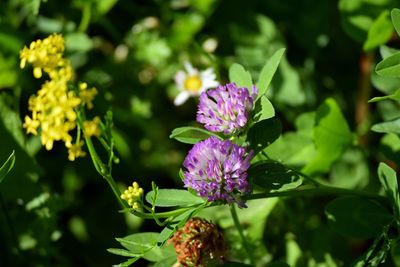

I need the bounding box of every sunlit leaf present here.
[376,52,400,77]
[253,96,275,122]
[153,256,177,267]
[229,63,253,90]
[116,232,158,254]
[391,8,400,37]
[142,244,175,262]
[169,127,219,144]
[378,163,400,222]
[372,117,400,134]
[368,88,400,102]
[107,248,141,257]
[302,98,353,175]
[114,257,139,267]
[145,189,204,207]
[363,11,393,51]
[256,48,286,96]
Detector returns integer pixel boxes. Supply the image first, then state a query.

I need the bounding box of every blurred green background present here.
[1,0,400,266]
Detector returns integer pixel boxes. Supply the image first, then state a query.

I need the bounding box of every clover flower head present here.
[169,217,225,267]
[174,62,219,106]
[121,182,144,210]
[183,136,253,208]
[196,83,257,135]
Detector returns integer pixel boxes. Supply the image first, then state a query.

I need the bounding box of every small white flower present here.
[173,62,219,106]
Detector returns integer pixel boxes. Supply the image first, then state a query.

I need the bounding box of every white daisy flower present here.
[173,62,219,106]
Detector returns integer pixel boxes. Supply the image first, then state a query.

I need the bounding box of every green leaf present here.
[248,160,302,192]
[229,63,253,90]
[275,58,306,106]
[368,88,400,102]
[107,248,141,257]
[0,150,15,184]
[114,257,140,267]
[376,52,400,77]
[264,133,317,166]
[153,256,177,267]
[363,11,393,51]
[330,148,369,189]
[0,55,17,89]
[142,244,175,262]
[392,8,400,37]
[378,163,400,222]
[0,31,23,54]
[116,232,158,254]
[247,118,282,155]
[253,96,275,122]
[65,32,93,52]
[145,189,204,207]
[169,126,218,144]
[372,117,400,134]
[169,14,204,49]
[36,16,63,33]
[325,196,393,239]
[256,48,286,96]
[302,98,353,175]
[380,45,400,59]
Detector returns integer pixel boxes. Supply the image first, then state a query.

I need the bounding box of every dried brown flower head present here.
[169,217,225,267]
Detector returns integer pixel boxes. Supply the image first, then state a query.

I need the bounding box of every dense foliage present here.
[2,0,400,266]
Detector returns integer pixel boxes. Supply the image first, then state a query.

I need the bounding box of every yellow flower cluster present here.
[83,116,101,137]
[20,34,100,161]
[20,34,71,80]
[121,182,144,210]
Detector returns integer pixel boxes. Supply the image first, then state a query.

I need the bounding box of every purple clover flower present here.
[183,136,253,208]
[196,83,257,135]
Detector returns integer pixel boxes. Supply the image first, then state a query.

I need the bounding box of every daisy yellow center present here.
[184,75,202,93]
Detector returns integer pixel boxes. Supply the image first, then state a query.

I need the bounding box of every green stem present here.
[78,3,91,32]
[85,136,127,209]
[104,174,127,208]
[129,206,195,219]
[230,204,256,266]
[246,185,388,203]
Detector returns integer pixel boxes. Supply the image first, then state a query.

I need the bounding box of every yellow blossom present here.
[20,34,66,79]
[121,182,144,210]
[66,141,86,161]
[79,82,98,109]
[21,34,98,160]
[23,115,40,135]
[24,79,81,151]
[83,117,101,137]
